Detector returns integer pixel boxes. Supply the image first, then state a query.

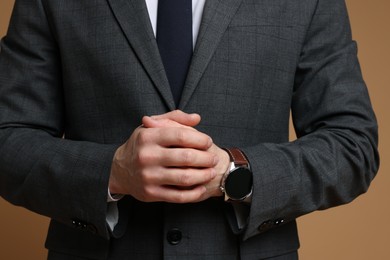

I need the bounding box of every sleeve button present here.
[258,220,273,232]
[274,218,285,226]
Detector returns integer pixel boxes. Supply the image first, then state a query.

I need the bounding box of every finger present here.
[138,127,212,150]
[149,110,201,127]
[161,128,212,149]
[148,185,207,203]
[156,167,216,187]
[142,116,195,130]
[159,148,218,168]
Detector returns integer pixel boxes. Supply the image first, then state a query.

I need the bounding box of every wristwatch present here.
[220,148,253,202]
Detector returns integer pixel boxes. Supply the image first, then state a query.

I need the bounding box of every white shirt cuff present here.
[106,188,124,232]
[107,188,124,202]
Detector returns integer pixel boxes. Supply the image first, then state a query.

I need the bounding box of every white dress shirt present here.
[145,0,207,47]
[107,0,207,231]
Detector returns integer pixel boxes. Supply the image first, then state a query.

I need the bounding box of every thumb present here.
[142,116,184,128]
[150,110,201,127]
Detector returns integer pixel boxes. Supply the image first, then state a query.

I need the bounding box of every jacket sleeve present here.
[240,0,379,240]
[0,0,119,239]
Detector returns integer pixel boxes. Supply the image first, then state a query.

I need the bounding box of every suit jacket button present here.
[167,228,182,245]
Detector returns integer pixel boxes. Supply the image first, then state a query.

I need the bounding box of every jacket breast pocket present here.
[216,23,302,79]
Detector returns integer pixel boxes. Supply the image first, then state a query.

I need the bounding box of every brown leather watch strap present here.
[223,148,248,167]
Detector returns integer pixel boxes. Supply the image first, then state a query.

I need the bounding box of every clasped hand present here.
[109,110,230,203]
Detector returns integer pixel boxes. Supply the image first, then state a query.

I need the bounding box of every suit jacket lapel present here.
[107,0,176,110]
[179,0,243,110]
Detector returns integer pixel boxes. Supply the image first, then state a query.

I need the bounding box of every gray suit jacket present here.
[0,0,379,259]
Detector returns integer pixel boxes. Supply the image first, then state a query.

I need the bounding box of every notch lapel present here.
[179,0,243,110]
[107,0,175,110]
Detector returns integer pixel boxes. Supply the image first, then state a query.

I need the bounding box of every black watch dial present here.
[225,167,253,200]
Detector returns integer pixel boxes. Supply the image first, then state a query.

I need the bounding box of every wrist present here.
[109,147,125,195]
[214,148,231,197]
[108,162,125,202]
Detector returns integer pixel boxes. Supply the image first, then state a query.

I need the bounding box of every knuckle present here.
[143,185,152,196]
[176,192,187,204]
[178,172,191,186]
[195,190,204,201]
[137,130,152,145]
[181,150,192,164]
[137,187,148,202]
[137,149,155,166]
[143,185,156,200]
[172,110,182,117]
[176,129,187,144]
[139,169,153,184]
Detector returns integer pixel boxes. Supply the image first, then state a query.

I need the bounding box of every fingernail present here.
[211,169,217,178]
[208,138,213,147]
[213,156,219,165]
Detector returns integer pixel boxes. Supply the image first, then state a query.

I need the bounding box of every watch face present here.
[225,167,253,200]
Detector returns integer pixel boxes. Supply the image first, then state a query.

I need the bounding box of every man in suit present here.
[0,0,379,259]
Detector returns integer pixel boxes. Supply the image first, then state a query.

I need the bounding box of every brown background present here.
[0,0,389,259]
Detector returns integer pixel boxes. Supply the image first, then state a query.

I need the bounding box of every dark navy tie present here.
[157,0,193,107]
